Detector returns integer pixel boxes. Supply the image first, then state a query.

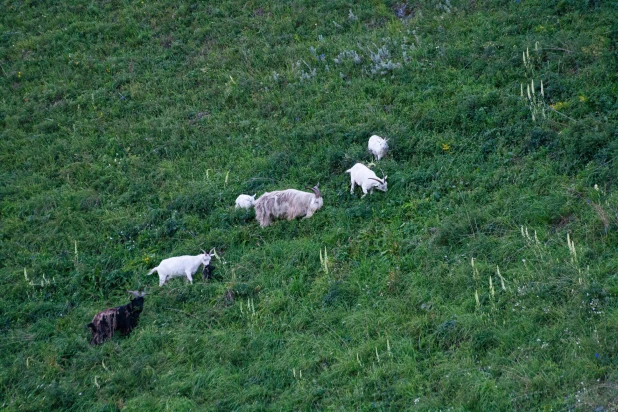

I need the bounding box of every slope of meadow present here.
[1,0,618,410]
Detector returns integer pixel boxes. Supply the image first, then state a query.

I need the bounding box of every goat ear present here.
[201,249,207,255]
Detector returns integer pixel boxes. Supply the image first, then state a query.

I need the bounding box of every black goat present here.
[202,263,216,281]
[87,291,146,345]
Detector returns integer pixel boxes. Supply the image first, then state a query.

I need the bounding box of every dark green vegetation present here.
[1,0,618,409]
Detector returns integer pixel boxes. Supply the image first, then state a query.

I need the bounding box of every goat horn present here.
[201,249,207,255]
[209,248,216,255]
[304,183,321,198]
[127,290,140,298]
[311,183,321,198]
[368,178,384,183]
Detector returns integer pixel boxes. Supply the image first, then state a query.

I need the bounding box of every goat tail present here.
[147,267,158,276]
[345,168,351,174]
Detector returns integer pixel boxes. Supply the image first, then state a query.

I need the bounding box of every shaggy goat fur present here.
[254,184,322,227]
[87,291,146,345]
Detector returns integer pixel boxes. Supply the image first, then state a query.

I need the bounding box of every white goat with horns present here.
[345,163,388,198]
[147,249,215,286]
[254,184,323,227]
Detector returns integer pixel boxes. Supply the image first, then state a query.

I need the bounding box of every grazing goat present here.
[345,163,388,198]
[368,135,389,160]
[87,291,146,346]
[202,263,216,281]
[254,184,323,227]
[235,194,256,209]
[148,249,215,286]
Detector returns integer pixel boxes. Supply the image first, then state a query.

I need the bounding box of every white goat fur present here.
[148,250,214,286]
[254,185,323,227]
[235,194,256,209]
[345,163,388,198]
[368,135,389,160]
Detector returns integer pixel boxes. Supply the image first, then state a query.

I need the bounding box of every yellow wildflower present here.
[442,143,451,152]
[550,102,564,110]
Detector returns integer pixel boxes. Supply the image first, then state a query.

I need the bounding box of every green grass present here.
[1,0,618,410]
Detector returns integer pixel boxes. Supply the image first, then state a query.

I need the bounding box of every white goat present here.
[235,194,256,209]
[368,135,389,160]
[254,184,323,227]
[345,163,388,198]
[147,249,215,286]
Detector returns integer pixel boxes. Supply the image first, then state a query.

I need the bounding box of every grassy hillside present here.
[1,0,618,410]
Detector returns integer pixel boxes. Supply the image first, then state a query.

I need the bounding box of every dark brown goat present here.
[87,291,146,345]
[202,263,216,281]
